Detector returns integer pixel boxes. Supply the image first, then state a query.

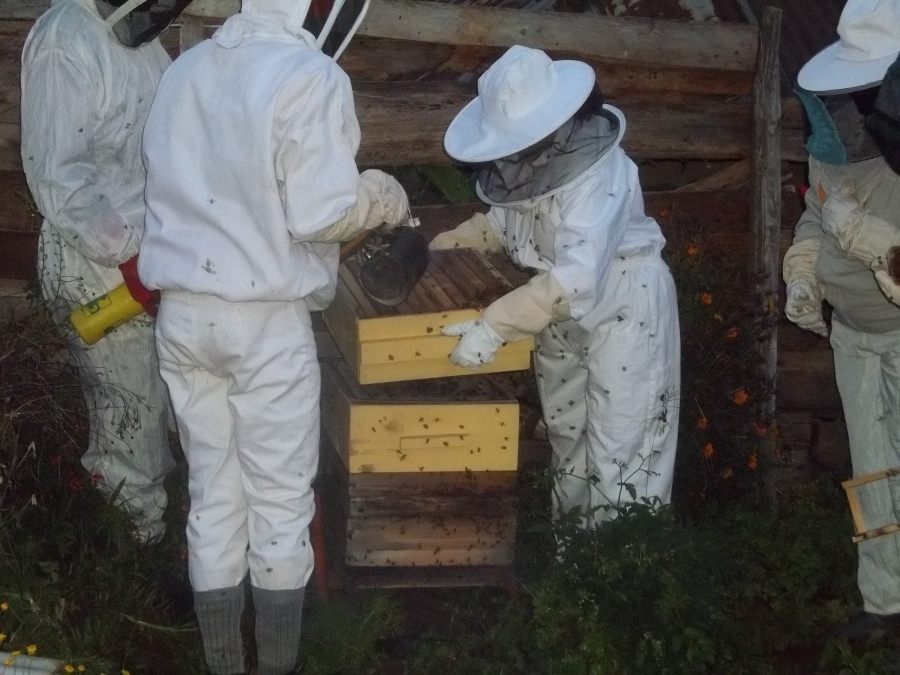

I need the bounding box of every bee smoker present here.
[356,223,429,306]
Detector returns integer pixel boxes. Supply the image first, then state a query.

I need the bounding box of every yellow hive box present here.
[323,249,533,385]
[320,360,520,474]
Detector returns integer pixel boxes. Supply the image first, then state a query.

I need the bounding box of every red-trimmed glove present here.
[118,255,160,317]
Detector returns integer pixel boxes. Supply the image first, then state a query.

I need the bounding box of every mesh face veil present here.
[97,0,192,48]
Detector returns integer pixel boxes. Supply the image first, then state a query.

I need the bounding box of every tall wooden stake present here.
[750,6,782,507]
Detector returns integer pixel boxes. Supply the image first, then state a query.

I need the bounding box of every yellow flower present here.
[11,651,21,657]
[122,670,131,675]
[699,293,713,306]
[65,667,75,674]
[26,644,37,655]
[713,312,723,322]
[732,388,749,405]
[1,602,8,611]
[78,666,86,672]
[722,468,734,480]
[4,659,12,666]
[702,442,715,459]
[0,633,6,642]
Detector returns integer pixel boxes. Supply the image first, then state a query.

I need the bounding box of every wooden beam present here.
[178,14,204,52]
[183,0,759,72]
[750,6,782,505]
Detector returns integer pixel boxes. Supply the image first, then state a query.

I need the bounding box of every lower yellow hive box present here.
[320,359,520,474]
[322,248,533,385]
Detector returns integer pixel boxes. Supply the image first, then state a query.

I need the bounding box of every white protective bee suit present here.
[20,0,174,542]
[138,0,407,670]
[434,47,680,526]
[784,0,900,622]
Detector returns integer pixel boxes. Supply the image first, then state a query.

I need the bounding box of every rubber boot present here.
[194,584,246,675]
[252,586,305,675]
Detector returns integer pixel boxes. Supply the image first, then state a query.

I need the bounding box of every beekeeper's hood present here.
[240,0,370,59]
[794,0,900,164]
[97,0,192,48]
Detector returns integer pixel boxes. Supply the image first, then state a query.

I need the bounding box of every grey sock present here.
[194,584,246,675]
[252,586,305,675]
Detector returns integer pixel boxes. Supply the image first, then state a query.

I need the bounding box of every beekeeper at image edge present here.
[783,0,900,640]
[432,46,681,526]
[20,0,190,542]
[138,0,408,670]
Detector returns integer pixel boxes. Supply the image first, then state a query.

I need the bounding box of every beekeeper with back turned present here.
[138,0,408,671]
[432,46,681,527]
[21,0,191,542]
[783,0,900,643]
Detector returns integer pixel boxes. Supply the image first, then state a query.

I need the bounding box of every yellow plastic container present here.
[69,283,144,345]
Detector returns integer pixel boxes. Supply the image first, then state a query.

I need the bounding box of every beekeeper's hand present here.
[119,255,160,317]
[821,181,864,246]
[784,280,828,337]
[361,169,409,230]
[429,213,503,255]
[442,318,506,369]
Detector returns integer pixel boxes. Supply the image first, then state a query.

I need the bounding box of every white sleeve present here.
[274,65,362,242]
[21,48,139,266]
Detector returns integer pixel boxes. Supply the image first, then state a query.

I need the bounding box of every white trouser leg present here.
[39,225,173,541]
[832,320,900,615]
[536,255,679,527]
[156,292,319,593]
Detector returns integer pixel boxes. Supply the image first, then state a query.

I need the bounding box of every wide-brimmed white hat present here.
[798,0,900,94]
[444,46,596,163]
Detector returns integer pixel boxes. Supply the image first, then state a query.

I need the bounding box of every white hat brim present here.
[443,60,596,163]
[798,40,898,94]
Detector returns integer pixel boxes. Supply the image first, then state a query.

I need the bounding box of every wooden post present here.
[750,6,784,507]
[178,15,205,53]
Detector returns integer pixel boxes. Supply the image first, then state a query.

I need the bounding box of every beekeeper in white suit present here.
[20,0,190,542]
[432,46,680,527]
[783,0,900,642]
[138,0,408,670]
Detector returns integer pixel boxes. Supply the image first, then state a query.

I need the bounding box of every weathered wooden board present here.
[320,358,520,473]
[323,248,533,384]
[317,436,518,575]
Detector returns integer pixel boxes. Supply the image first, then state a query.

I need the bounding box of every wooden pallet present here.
[322,248,533,385]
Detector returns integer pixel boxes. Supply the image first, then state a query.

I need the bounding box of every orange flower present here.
[731,388,749,405]
[702,442,714,458]
[747,454,758,470]
[696,416,709,430]
[700,293,713,306]
[659,207,672,218]
[753,422,768,437]
[725,327,739,339]
[686,244,699,257]
[722,468,734,480]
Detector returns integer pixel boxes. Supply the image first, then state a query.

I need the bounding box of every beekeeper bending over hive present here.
[137,0,409,671]
[432,46,681,527]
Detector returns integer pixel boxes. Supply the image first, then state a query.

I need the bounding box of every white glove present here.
[821,181,864,245]
[442,318,506,369]
[784,280,828,337]
[361,169,409,229]
[875,269,900,306]
[429,213,503,255]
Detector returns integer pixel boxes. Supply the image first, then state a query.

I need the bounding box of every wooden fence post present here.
[750,5,784,506]
[179,15,205,52]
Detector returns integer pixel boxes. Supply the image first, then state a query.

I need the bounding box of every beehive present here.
[322,249,533,385]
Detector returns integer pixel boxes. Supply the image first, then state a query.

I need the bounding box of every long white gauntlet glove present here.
[442,318,506,369]
[429,213,503,255]
[785,281,829,337]
[783,237,828,337]
[304,169,410,244]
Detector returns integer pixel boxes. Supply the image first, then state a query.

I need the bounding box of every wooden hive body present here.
[318,360,522,574]
[322,248,533,385]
